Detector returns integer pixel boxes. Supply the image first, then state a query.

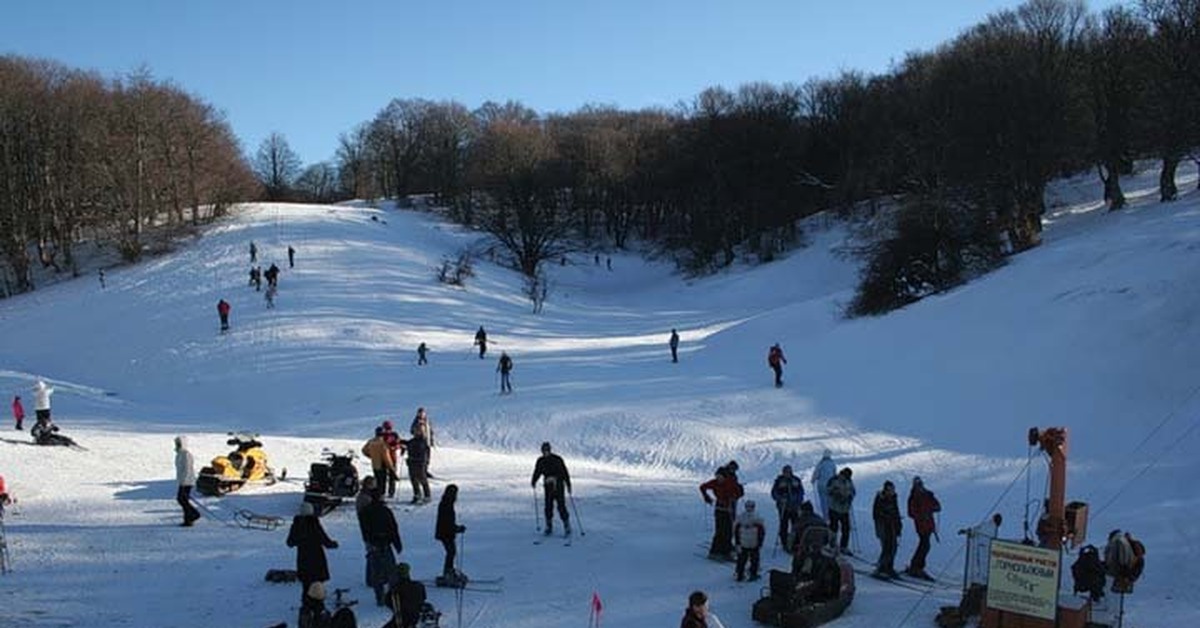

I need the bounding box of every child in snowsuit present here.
[734,500,766,581]
[12,395,24,430]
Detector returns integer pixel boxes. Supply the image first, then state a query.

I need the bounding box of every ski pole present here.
[532,485,541,533]
[569,492,586,536]
[459,526,466,578]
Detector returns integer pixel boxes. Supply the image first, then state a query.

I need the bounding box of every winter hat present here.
[306,581,326,601]
[883,480,894,490]
[541,441,551,453]
[174,435,187,450]
[382,420,393,430]
[822,449,832,458]
[800,501,814,513]
[726,460,739,472]
[362,476,377,489]
[913,476,923,486]
[745,500,756,510]
[299,502,315,517]
[374,426,384,437]
[782,465,793,474]
[395,562,411,580]
[840,468,852,478]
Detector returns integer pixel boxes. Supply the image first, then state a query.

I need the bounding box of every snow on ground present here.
[2,163,1199,627]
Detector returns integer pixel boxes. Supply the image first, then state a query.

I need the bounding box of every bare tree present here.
[253,131,301,201]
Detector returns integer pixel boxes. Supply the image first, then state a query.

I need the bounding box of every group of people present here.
[698,450,944,584]
[361,408,436,505]
[11,379,66,446]
[413,327,515,395]
[217,242,296,332]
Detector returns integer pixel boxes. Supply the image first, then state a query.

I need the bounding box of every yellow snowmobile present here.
[196,433,277,496]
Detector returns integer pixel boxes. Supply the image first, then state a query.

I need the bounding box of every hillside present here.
[1,163,1198,627]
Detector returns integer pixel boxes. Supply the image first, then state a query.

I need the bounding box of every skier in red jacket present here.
[12,395,24,431]
[217,299,231,332]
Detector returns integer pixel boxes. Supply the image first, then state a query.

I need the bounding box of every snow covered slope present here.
[1,163,1198,627]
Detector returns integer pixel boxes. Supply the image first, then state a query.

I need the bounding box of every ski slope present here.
[1,163,1198,627]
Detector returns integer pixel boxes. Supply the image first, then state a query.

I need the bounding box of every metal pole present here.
[533,485,541,533]
[569,493,586,536]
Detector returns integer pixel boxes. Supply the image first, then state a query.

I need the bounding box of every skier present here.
[250,240,257,263]
[265,263,280,288]
[403,430,431,504]
[362,427,396,499]
[606,257,612,271]
[217,299,231,332]
[699,464,744,560]
[30,415,68,446]
[12,395,24,431]
[734,500,766,581]
[360,488,403,606]
[288,245,296,268]
[381,420,404,498]
[248,266,258,289]
[410,408,434,478]
[872,480,901,578]
[531,441,572,536]
[417,342,428,365]
[98,269,106,289]
[286,501,338,601]
[680,590,709,628]
[33,379,53,423]
[265,284,277,309]
[771,464,805,550]
[767,343,787,388]
[384,563,427,628]
[435,484,468,585]
[174,436,201,527]
[669,329,680,363]
[474,326,487,359]
[497,352,513,394]
[905,476,940,580]
[811,450,837,520]
[826,467,856,555]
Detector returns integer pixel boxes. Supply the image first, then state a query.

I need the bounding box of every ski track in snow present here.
[2,163,1200,626]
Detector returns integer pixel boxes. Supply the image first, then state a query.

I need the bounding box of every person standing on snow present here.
[381,421,404,498]
[734,500,767,581]
[12,395,25,431]
[384,562,426,628]
[872,480,902,578]
[362,427,396,499]
[497,352,513,394]
[250,241,257,263]
[417,342,428,365]
[905,476,941,580]
[410,408,434,478]
[826,467,856,555]
[767,343,787,388]
[700,464,744,560]
[435,484,468,584]
[474,326,488,359]
[531,442,572,536]
[286,501,338,601]
[217,299,231,332]
[288,245,296,269]
[174,436,201,527]
[403,431,431,504]
[669,329,680,363]
[361,488,403,606]
[811,450,838,520]
[771,465,805,550]
[32,380,53,423]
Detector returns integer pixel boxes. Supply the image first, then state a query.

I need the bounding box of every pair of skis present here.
[419,576,504,594]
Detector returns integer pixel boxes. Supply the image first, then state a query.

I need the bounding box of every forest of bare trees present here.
[6,1,1199,314]
[0,56,256,296]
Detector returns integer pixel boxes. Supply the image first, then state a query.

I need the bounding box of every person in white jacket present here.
[32,379,54,422]
[174,436,200,526]
[811,449,838,520]
[734,500,767,581]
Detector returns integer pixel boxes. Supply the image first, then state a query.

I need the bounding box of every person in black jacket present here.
[435,484,467,582]
[497,352,513,394]
[384,562,427,628]
[360,490,403,606]
[872,480,902,578]
[403,433,431,504]
[286,502,338,601]
[531,441,572,536]
[474,326,487,359]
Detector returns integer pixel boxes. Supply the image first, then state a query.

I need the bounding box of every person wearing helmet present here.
[734,499,766,581]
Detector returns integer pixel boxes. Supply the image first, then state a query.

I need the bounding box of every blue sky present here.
[2,0,1123,166]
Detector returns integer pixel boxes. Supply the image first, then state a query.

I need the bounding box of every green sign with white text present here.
[985,540,1060,620]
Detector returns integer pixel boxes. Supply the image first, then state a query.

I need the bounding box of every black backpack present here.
[1070,545,1105,601]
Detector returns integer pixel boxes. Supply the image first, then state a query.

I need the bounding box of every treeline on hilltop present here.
[0,57,257,296]
[263,0,1197,315]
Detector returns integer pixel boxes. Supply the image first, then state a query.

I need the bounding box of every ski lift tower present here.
[978,427,1092,628]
